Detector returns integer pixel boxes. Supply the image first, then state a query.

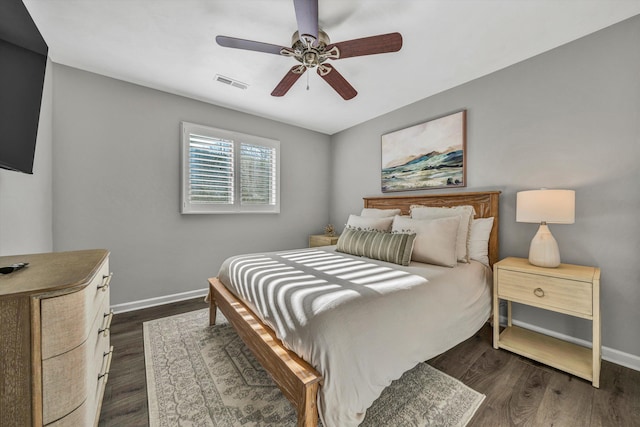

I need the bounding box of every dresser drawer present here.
[46,343,112,427]
[91,341,113,424]
[45,398,90,427]
[497,269,592,317]
[48,346,112,427]
[41,259,111,358]
[42,294,112,424]
[42,340,88,424]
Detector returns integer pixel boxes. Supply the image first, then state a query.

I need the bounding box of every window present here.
[181,122,280,214]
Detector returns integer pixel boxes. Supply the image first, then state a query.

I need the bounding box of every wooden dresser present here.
[0,249,113,426]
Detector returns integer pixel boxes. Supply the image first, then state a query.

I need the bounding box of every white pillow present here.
[346,214,393,232]
[410,205,475,263]
[469,217,494,266]
[360,207,402,218]
[392,215,460,267]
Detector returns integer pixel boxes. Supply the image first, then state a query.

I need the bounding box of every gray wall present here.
[330,16,640,358]
[0,58,53,256]
[52,64,331,305]
[5,14,637,361]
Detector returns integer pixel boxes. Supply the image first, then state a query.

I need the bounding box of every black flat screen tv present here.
[0,0,48,174]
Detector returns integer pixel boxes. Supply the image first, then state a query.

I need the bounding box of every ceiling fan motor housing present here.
[290,30,331,68]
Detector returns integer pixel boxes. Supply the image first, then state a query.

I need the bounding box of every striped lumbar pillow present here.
[336,227,415,266]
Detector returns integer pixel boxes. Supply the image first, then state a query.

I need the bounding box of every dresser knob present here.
[533,287,545,297]
[99,310,114,337]
[98,346,114,382]
[98,272,113,291]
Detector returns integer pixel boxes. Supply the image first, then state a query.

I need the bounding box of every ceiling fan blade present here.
[271,66,306,97]
[293,0,319,44]
[216,35,286,55]
[327,32,403,59]
[317,64,357,100]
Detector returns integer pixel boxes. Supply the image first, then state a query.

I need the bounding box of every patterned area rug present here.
[144,309,484,427]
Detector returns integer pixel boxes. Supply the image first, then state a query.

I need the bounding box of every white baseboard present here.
[500,316,640,372]
[111,288,208,314]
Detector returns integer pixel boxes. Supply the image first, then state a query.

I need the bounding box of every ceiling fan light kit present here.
[216,0,402,100]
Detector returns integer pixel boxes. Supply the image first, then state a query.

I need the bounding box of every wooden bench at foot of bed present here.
[208,278,323,427]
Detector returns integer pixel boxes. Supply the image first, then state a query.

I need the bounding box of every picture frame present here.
[381,110,466,192]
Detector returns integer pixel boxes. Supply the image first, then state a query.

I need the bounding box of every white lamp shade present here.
[516,189,575,224]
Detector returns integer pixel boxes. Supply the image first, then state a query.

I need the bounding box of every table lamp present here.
[516,189,575,268]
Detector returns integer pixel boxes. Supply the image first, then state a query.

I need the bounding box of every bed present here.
[208,191,500,427]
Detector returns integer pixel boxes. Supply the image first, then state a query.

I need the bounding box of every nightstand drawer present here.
[309,235,339,247]
[498,269,592,317]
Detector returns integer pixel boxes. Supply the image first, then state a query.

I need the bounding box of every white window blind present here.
[188,135,234,205]
[181,122,280,214]
[240,143,277,206]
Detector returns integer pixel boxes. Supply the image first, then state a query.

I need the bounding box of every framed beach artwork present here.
[381,110,466,192]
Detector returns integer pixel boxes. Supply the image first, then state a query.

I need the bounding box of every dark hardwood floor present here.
[99,298,209,427]
[99,298,640,426]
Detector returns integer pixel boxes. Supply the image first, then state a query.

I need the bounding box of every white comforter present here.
[217,247,491,427]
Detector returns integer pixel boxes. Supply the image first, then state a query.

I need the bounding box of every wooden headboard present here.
[363,191,501,267]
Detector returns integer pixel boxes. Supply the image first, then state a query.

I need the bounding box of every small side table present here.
[309,234,339,248]
[493,257,601,387]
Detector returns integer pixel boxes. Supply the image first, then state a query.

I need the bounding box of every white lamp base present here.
[528,223,561,268]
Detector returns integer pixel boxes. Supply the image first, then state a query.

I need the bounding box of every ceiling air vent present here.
[214,74,248,90]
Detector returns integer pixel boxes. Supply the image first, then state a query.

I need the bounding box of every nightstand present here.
[493,257,601,387]
[309,234,339,247]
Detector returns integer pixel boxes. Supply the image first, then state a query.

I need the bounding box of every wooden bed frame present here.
[208,191,500,427]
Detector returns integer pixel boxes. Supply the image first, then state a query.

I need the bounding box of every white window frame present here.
[181,122,280,214]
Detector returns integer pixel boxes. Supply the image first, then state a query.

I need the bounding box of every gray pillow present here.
[392,215,460,267]
[410,205,475,263]
[336,228,415,266]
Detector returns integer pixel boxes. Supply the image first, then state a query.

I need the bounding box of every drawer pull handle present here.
[98,272,113,291]
[98,346,114,383]
[99,310,114,337]
[533,287,545,297]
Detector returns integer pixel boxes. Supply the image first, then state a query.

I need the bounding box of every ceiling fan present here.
[215,0,403,100]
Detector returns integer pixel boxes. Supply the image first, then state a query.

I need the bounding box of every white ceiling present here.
[23,0,640,135]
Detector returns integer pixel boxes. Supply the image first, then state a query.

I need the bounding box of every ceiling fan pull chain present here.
[306,71,310,91]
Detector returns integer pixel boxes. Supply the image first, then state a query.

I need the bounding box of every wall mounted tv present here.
[0,0,48,174]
